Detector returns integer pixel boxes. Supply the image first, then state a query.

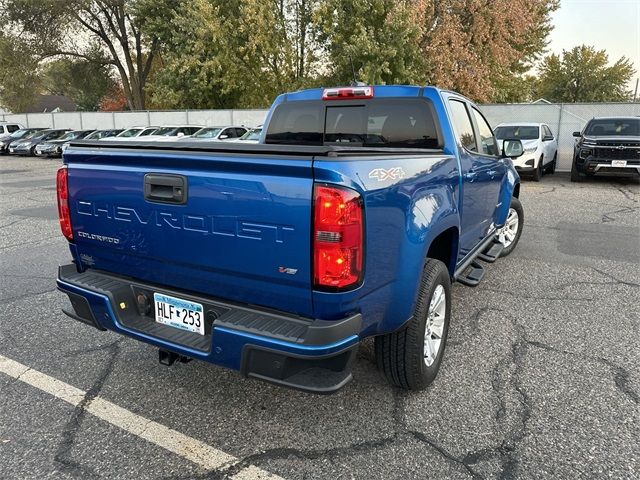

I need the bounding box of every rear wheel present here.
[375,259,451,390]
[497,197,524,257]
[532,156,543,181]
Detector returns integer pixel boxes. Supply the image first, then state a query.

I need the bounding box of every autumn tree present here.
[535,45,635,102]
[415,0,559,102]
[1,0,175,110]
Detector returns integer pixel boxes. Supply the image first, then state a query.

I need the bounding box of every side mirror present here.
[572,131,581,137]
[219,134,228,139]
[502,139,524,158]
[543,135,554,141]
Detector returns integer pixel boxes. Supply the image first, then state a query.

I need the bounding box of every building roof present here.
[24,95,77,113]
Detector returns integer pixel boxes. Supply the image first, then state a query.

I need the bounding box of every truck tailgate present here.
[65,147,314,317]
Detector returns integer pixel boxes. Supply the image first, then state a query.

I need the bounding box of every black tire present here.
[546,153,557,174]
[29,146,36,157]
[375,259,451,390]
[570,162,583,182]
[498,197,524,257]
[532,157,543,181]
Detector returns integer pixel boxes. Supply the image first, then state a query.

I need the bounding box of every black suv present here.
[571,117,640,182]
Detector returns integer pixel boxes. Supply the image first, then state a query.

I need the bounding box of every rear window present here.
[266,99,440,148]
[584,118,639,137]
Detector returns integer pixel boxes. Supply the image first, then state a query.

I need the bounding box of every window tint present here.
[325,106,366,144]
[265,102,323,145]
[543,125,553,138]
[0,126,5,134]
[471,108,498,156]
[234,128,247,137]
[266,99,439,148]
[585,118,639,136]
[7,125,20,133]
[448,100,477,152]
[494,126,539,140]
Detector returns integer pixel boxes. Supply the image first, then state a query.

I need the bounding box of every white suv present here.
[494,122,558,181]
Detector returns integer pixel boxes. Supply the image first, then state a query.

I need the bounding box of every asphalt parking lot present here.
[0,155,638,480]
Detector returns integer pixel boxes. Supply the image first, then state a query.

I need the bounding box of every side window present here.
[8,125,20,133]
[235,128,247,137]
[0,126,5,134]
[471,108,498,156]
[448,100,477,152]
[221,128,235,138]
[543,125,553,139]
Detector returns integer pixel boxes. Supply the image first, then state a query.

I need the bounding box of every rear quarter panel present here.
[313,153,459,336]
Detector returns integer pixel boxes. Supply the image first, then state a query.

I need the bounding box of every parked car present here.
[494,122,558,181]
[234,127,262,143]
[143,126,204,141]
[35,130,95,158]
[100,126,159,141]
[83,129,125,141]
[181,126,248,142]
[56,85,524,393]
[0,122,24,145]
[571,116,640,182]
[8,129,70,156]
[0,128,46,154]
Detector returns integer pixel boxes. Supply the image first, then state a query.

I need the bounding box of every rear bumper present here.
[57,264,361,394]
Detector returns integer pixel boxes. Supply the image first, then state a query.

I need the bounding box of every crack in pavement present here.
[525,339,639,405]
[53,340,122,478]
[0,288,57,305]
[590,266,640,288]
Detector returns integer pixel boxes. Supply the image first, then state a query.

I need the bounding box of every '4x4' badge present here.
[368,167,405,181]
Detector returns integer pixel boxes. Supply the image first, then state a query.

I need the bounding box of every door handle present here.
[488,170,497,176]
[144,173,188,204]
[464,171,477,181]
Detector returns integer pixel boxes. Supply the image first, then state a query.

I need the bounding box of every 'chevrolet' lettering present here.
[76,201,294,243]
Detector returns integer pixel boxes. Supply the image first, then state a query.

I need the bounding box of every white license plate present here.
[154,293,205,335]
[611,160,627,167]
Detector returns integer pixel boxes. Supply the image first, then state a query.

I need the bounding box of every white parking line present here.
[0,354,283,479]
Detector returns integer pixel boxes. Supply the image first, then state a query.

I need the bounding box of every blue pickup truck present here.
[56,85,524,393]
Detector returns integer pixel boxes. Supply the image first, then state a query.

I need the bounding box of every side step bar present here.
[477,241,504,263]
[456,261,485,287]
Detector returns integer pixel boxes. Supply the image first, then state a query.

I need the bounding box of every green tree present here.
[2,0,175,109]
[315,0,426,86]
[42,46,117,111]
[0,32,41,112]
[536,45,635,102]
[149,0,321,109]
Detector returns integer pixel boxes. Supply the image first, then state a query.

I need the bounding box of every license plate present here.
[154,293,205,335]
[611,160,627,167]
[9,148,14,153]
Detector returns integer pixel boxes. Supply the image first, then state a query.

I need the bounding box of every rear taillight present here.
[322,86,374,100]
[313,184,364,290]
[56,167,73,241]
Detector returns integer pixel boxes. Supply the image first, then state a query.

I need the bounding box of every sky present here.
[546,0,640,91]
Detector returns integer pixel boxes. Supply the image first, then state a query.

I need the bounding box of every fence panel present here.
[2,103,637,171]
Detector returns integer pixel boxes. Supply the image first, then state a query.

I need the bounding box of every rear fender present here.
[312,156,460,337]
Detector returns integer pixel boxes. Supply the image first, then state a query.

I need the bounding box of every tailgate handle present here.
[144,174,187,204]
